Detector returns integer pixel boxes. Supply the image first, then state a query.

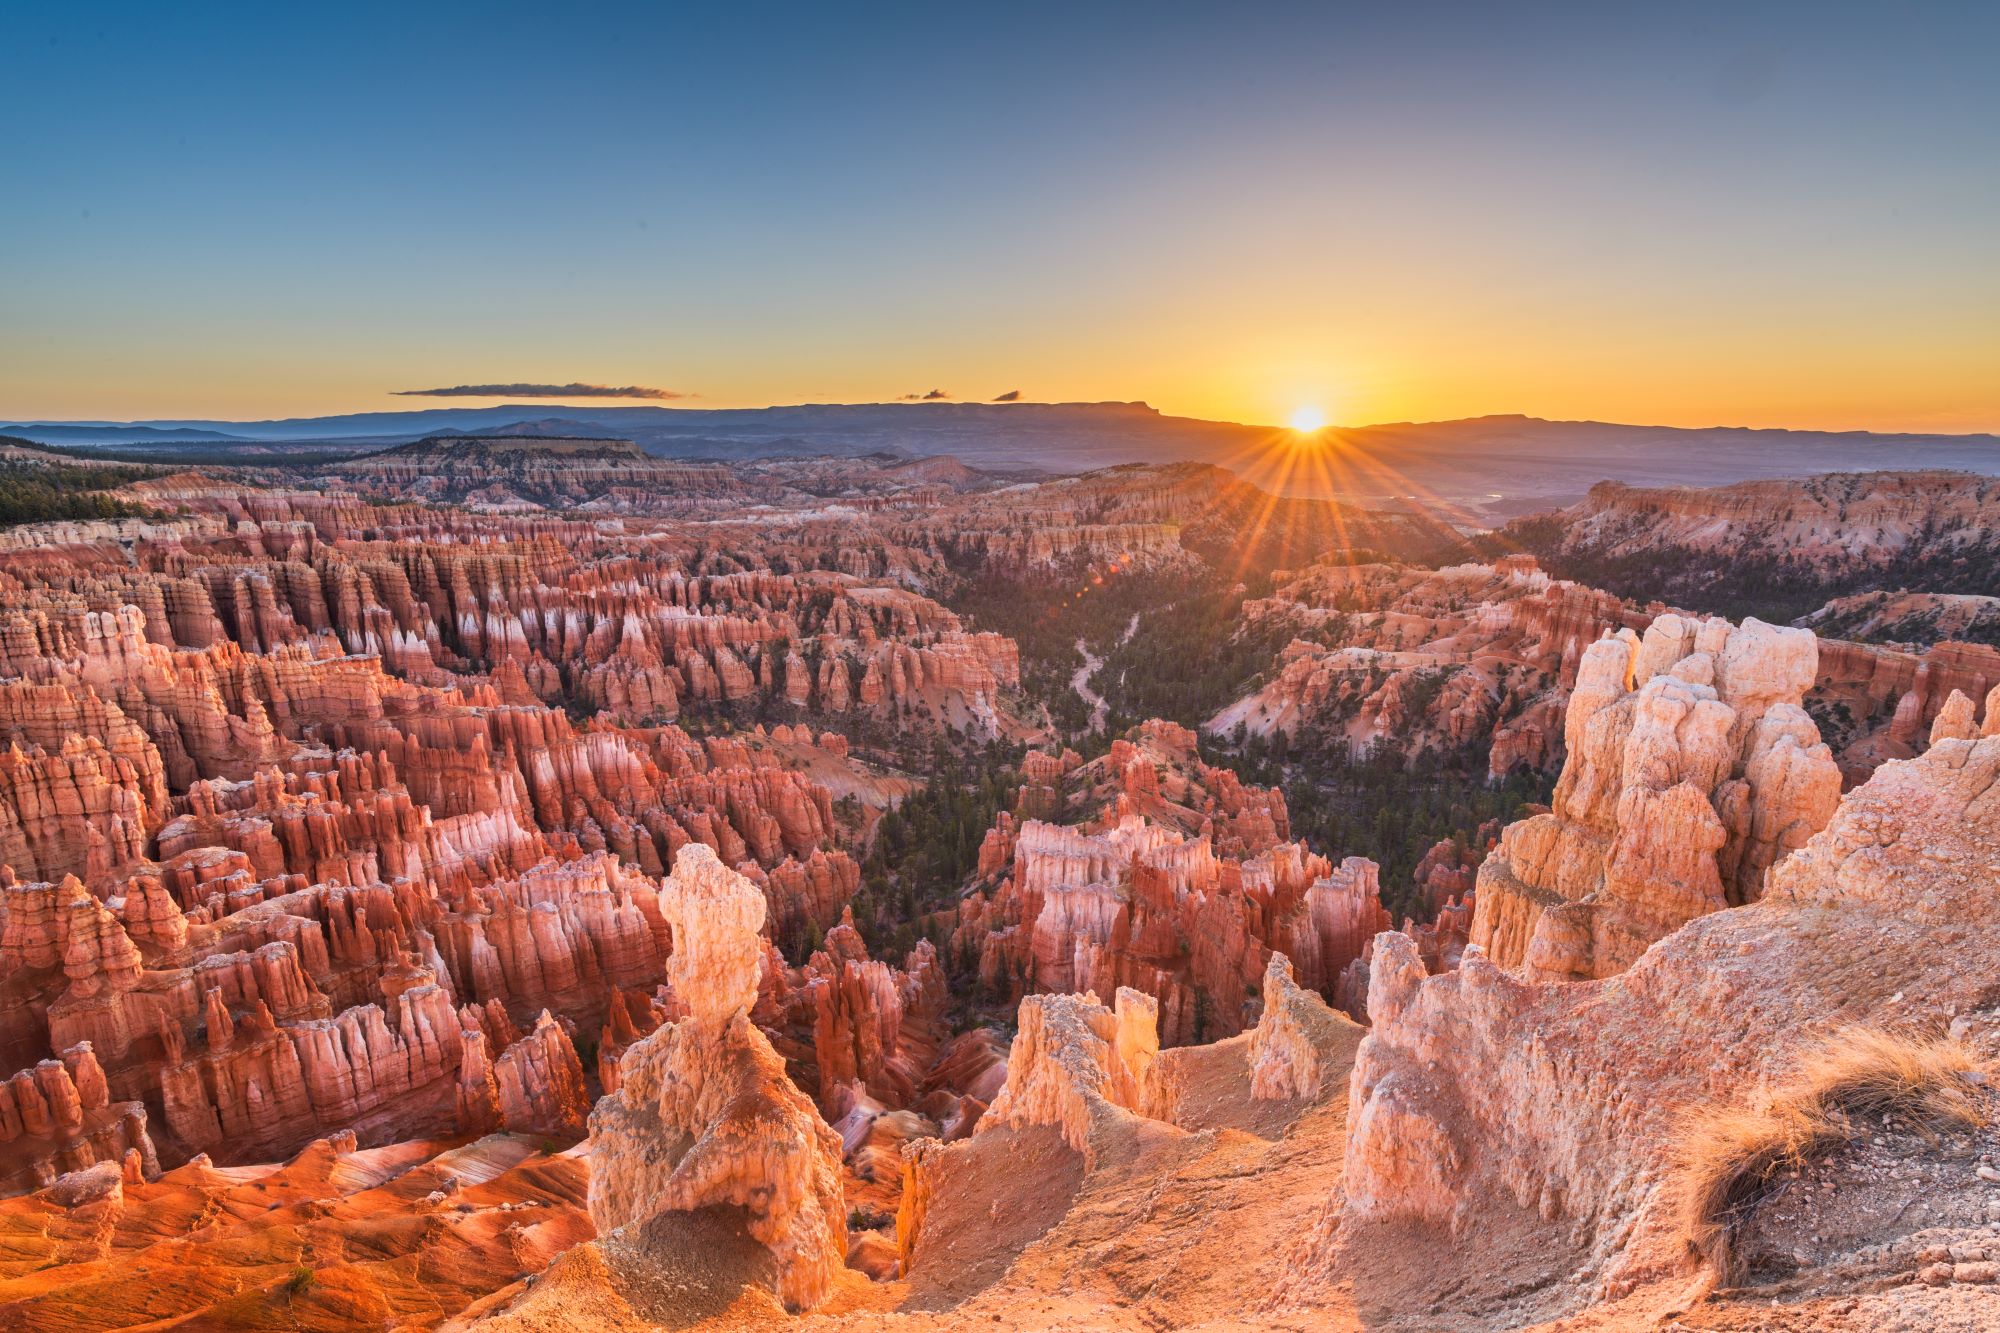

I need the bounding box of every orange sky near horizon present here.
[5,323,1997,435]
[4,8,1995,437]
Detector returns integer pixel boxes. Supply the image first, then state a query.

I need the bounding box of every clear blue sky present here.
[2,1,1995,430]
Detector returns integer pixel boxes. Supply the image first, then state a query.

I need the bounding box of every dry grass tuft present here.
[1674,1027,1990,1281]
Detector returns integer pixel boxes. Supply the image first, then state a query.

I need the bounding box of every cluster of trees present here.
[0,454,164,528]
[952,561,1312,747]
[1221,729,1554,923]
[841,737,1023,962]
[947,561,1166,735]
[1095,582,1300,736]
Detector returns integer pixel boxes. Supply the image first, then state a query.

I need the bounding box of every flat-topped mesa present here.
[586,844,847,1312]
[1469,614,1843,981]
[1342,730,2000,1302]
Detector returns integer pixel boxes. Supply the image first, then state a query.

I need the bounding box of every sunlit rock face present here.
[586,844,848,1311]
[1207,542,2000,799]
[952,809,1393,1047]
[1469,614,1844,981]
[1546,470,2000,580]
[1344,728,2000,1296]
[945,720,1415,1044]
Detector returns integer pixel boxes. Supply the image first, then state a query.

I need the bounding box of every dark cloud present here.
[991,389,1021,402]
[394,382,690,400]
[899,389,951,401]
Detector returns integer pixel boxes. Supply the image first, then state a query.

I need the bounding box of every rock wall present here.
[1469,614,1843,980]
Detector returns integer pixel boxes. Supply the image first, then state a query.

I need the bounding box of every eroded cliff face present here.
[939,718,1493,1052]
[1344,731,2000,1300]
[953,810,1389,1046]
[1206,547,2000,799]
[0,467,1030,1198]
[1546,470,2000,577]
[1468,614,1844,981]
[1208,557,1643,780]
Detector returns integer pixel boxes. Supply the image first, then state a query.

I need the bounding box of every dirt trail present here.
[1071,638,1108,733]
[1070,614,1138,735]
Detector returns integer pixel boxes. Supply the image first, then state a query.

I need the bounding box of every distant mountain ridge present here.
[5,404,1995,515]
[1,423,254,444]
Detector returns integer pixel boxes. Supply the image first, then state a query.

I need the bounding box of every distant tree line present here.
[0,450,165,528]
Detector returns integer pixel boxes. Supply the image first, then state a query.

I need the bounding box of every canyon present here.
[0,443,1993,1331]
[1206,548,2000,790]
[1511,469,2000,625]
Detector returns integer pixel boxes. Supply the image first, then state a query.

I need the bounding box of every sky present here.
[1,1,1995,432]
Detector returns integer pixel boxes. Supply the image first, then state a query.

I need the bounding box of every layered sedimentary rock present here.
[0,461,1011,1194]
[0,1041,158,1194]
[1208,545,1997,790]
[1804,588,2000,648]
[956,823,1377,1046]
[586,844,848,1311]
[1342,728,2000,1298]
[1468,614,1844,980]
[1246,953,1341,1101]
[1536,470,2000,583]
[1811,635,2000,779]
[334,436,746,512]
[1207,557,1646,778]
[912,460,1461,572]
[948,723,1402,1044]
[978,986,1166,1162]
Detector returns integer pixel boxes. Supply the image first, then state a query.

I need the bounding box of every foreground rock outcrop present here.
[586,844,848,1311]
[1344,730,2000,1302]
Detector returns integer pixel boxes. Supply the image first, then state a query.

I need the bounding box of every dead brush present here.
[1672,1026,1991,1283]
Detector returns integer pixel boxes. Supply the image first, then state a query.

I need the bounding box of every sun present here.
[1289,404,1326,434]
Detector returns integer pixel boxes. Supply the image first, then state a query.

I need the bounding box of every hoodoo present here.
[1470,614,1845,980]
[586,844,849,1311]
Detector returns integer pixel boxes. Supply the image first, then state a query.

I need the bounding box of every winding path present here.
[1071,639,1108,733]
[1070,613,1140,735]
